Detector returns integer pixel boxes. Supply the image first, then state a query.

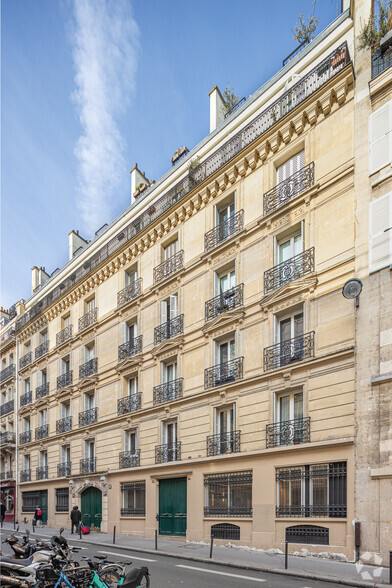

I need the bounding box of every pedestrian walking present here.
[34,505,44,528]
[70,505,82,534]
[0,501,6,523]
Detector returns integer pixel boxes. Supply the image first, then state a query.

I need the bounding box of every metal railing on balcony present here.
[57,462,71,477]
[35,341,49,360]
[79,308,98,332]
[19,351,32,370]
[371,47,392,79]
[264,248,315,294]
[206,430,241,456]
[80,457,96,474]
[117,277,143,306]
[0,364,15,383]
[0,432,16,445]
[79,357,98,379]
[154,315,184,346]
[282,38,310,67]
[56,416,72,434]
[153,250,184,285]
[56,325,73,346]
[36,383,49,400]
[204,505,252,517]
[79,407,97,427]
[20,430,32,445]
[204,357,244,389]
[0,470,13,480]
[57,371,73,390]
[224,97,246,118]
[204,210,244,252]
[20,391,32,407]
[20,469,31,482]
[35,424,49,440]
[266,417,311,448]
[205,284,244,321]
[153,378,183,405]
[117,392,142,415]
[119,450,140,469]
[36,466,48,480]
[1,399,14,416]
[263,162,315,216]
[263,331,315,371]
[118,336,143,362]
[155,442,181,464]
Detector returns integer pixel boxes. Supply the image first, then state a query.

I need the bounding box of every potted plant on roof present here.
[171,146,189,166]
[133,183,147,199]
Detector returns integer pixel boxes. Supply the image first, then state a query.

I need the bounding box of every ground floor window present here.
[22,491,40,512]
[121,482,145,516]
[56,488,69,512]
[276,462,346,518]
[204,471,252,517]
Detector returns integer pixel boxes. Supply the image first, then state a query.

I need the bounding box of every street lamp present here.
[342,278,363,308]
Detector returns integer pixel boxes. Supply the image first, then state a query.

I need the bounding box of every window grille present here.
[121,482,145,516]
[211,523,240,540]
[286,525,329,545]
[22,491,40,512]
[56,488,69,512]
[204,471,252,517]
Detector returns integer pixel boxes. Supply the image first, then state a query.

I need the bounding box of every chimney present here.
[16,300,25,316]
[130,164,149,202]
[209,85,225,133]
[68,230,88,261]
[32,266,40,293]
[38,267,50,288]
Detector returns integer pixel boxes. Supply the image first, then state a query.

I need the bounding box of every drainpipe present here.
[14,335,19,525]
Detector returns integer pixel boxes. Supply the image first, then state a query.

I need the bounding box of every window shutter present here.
[38,371,42,386]
[369,102,391,174]
[121,322,128,344]
[169,295,178,319]
[369,193,392,272]
[161,301,167,323]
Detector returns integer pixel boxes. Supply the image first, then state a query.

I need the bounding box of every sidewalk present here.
[1,521,390,587]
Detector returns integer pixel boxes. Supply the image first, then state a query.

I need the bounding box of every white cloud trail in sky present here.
[71,0,139,235]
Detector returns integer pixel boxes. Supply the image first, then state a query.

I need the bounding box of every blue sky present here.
[1,0,339,309]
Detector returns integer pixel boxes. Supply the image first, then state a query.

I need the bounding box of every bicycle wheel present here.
[138,572,150,588]
[99,569,121,588]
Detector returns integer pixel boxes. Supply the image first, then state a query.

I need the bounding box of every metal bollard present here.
[1,518,3,528]
[285,541,288,569]
[155,529,158,551]
[113,525,116,545]
[389,550,392,586]
[79,525,82,540]
[209,533,214,559]
[13,519,16,530]
[32,519,36,534]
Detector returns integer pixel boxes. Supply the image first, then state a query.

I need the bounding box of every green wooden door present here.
[81,487,102,530]
[39,490,48,524]
[159,478,187,536]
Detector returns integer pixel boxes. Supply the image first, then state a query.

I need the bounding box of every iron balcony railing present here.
[119,450,140,469]
[263,331,315,371]
[282,38,310,67]
[56,416,72,434]
[35,424,49,440]
[153,378,183,405]
[204,357,244,389]
[204,505,252,517]
[0,364,15,383]
[36,383,49,400]
[1,399,14,416]
[266,417,311,448]
[80,458,96,474]
[20,430,32,445]
[117,277,143,307]
[264,248,315,294]
[79,407,98,427]
[57,462,71,477]
[20,391,32,407]
[0,431,16,445]
[154,250,184,285]
[155,442,181,464]
[56,325,73,346]
[224,97,246,118]
[263,162,315,216]
[36,466,48,480]
[154,315,184,346]
[205,284,244,321]
[0,470,13,480]
[79,357,98,379]
[117,392,142,415]
[19,351,32,370]
[20,469,31,482]
[118,336,143,362]
[371,47,392,79]
[206,431,241,457]
[35,340,49,360]
[57,371,73,390]
[204,210,244,252]
[79,307,98,332]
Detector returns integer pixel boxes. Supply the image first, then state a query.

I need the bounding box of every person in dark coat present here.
[70,505,82,534]
[0,502,6,523]
[34,505,43,528]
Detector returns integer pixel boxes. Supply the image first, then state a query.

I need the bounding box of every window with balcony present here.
[37,451,48,479]
[207,405,240,456]
[156,419,180,463]
[205,196,244,252]
[155,294,183,345]
[79,297,97,331]
[266,390,310,448]
[80,342,97,379]
[121,482,145,516]
[206,266,244,321]
[21,455,30,482]
[36,409,48,440]
[20,417,31,444]
[58,445,71,477]
[118,376,141,415]
[57,401,72,434]
[36,329,49,360]
[120,429,140,468]
[36,369,49,399]
[204,471,252,517]
[57,314,72,346]
[79,392,97,427]
[276,150,305,183]
[81,440,95,473]
[119,321,142,360]
[118,265,142,306]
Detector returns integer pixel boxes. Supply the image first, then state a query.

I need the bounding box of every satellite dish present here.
[342,278,363,307]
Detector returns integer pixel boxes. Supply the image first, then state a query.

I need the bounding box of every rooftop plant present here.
[293,1,319,44]
[222,83,239,114]
[358,0,392,51]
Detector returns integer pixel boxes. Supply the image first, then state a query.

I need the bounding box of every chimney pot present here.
[209,85,225,133]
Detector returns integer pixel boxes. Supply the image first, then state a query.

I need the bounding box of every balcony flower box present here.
[171,146,189,166]
[331,47,346,68]
[216,304,229,313]
[133,183,147,199]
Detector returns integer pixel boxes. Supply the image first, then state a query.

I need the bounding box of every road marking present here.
[97,550,156,562]
[176,565,266,582]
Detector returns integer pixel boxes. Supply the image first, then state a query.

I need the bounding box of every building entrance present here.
[81,487,102,530]
[158,477,187,536]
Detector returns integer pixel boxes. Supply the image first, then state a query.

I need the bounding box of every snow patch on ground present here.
[292,548,347,561]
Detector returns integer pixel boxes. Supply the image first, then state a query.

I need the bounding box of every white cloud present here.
[71,0,139,235]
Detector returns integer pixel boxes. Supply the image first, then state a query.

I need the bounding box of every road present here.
[0,528,342,587]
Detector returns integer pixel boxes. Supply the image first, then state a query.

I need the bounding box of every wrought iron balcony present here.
[0,470,13,480]
[153,250,184,285]
[117,392,142,415]
[204,505,252,517]
[204,210,244,252]
[206,431,241,457]
[264,248,315,294]
[56,325,73,346]
[35,424,49,440]
[80,457,96,474]
[224,96,246,118]
[19,351,32,370]
[263,162,315,216]
[56,416,72,434]
[79,307,98,332]
[118,336,143,362]
[263,332,315,371]
[79,407,97,427]
[154,315,184,346]
[266,417,311,448]
[1,399,14,416]
[35,340,49,360]
[119,450,140,469]
[20,430,32,445]
[57,371,73,390]
[205,284,244,321]
[57,462,71,477]
[36,466,48,480]
[20,469,31,482]
[0,364,15,383]
[117,277,143,307]
[371,46,392,79]
[0,431,16,445]
[20,391,32,407]
[153,378,183,405]
[36,383,49,400]
[79,357,98,380]
[204,357,244,389]
[155,442,181,464]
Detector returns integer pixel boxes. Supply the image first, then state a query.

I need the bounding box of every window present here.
[369,100,392,174]
[38,409,47,426]
[86,297,95,313]
[160,294,178,323]
[84,440,95,459]
[215,197,236,243]
[84,342,95,362]
[23,454,30,469]
[276,228,303,266]
[121,321,137,344]
[61,356,71,374]
[215,405,235,436]
[24,378,30,393]
[40,329,48,343]
[124,430,137,454]
[273,391,305,446]
[22,490,39,512]
[23,417,31,432]
[128,376,138,396]
[216,338,236,365]
[38,369,47,387]
[84,392,95,411]
[276,462,347,518]
[276,391,303,423]
[204,471,252,517]
[161,420,179,461]
[61,401,71,418]
[369,193,392,272]
[215,268,235,296]
[56,488,69,512]
[164,239,178,261]
[277,311,304,363]
[210,405,239,455]
[121,482,145,516]
[62,314,71,329]
[125,266,137,287]
[276,150,305,183]
[9,353,14,365]
[61,445,71,464]
[162,360,177,383]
